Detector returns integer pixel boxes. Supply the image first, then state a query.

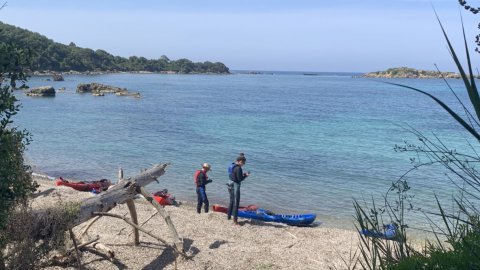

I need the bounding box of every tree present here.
[0,42,37,267]
[457,0,480,52]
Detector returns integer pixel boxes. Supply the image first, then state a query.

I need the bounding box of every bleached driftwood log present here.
[73,164,167,224]
[31,164,184,252]
[119,167,141,246]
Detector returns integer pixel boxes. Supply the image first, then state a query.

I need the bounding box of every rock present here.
[25,86,55,97]
[76,83,127,94]
[77,83,139,97]
[52,74,64,81]
[362,67,463,79]
[115,91,141,98]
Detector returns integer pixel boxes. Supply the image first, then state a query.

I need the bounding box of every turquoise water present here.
[14,72,478,229]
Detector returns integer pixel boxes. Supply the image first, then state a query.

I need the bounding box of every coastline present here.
[33,176,360,270]
[29,70,231,77]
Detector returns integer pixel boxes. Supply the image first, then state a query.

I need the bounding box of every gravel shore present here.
[33,177,359,270]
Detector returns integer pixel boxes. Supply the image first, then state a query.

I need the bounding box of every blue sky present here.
[0,0,477,72]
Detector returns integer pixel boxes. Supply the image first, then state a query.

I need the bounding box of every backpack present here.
[227,163,237,181]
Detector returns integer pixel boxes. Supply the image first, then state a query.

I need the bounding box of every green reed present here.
[347,9,480,270]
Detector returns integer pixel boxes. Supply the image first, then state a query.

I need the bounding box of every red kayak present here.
[152,189,176,206]
[212,204,258,213]
[55,177,111,193]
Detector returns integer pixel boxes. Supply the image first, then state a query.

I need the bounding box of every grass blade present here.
[434,9,480,122]
[384,81,480,141]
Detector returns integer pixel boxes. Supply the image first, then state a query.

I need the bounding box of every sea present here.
[13,71,479,230]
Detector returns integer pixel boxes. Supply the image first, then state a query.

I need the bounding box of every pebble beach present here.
[32,177,360,270]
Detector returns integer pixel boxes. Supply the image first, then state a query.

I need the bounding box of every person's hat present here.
[202,163,211,170]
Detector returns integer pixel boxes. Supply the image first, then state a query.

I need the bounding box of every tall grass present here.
[352,10,480,269]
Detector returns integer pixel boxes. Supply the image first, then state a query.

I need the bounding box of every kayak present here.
[212,204,258,213]
[55,177,111,193]
[212,204,316,226]
[360,223,397,240]
[152,189,176,206]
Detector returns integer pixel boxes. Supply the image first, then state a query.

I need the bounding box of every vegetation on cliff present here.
[362,67,461,79]
[0,21,229,74]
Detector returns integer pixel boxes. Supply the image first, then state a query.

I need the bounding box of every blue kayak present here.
[236,208,317,226]
[360,223,397,240]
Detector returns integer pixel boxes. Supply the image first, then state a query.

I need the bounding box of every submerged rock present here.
[92,91,104,96]
[115,91,141,98]
[26,86,56,97]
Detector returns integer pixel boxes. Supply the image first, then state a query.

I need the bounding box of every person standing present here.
[194,163,213,214]
[227,155,250,225]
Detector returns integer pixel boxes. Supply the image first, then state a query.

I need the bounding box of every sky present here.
[0,0,478,72]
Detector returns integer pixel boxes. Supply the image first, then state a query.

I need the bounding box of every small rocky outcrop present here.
[76,83,140,97]
[362,67,463,79]
[77,83,127,93]
[52,74,64,81]
[25,86,55,97]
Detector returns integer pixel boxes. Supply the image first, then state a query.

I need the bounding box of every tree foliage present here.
[0,21,230,74]
[0,40,37,260]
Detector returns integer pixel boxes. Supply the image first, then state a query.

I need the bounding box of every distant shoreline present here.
[29,70,231,77]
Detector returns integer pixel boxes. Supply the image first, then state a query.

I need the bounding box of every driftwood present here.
[32,164,185,257]
[68,229,82,269]
[67,237,100,255]
[139,187,183,253]
[127,211,158,237]
[87,242,115,259]
[121,167,140,246]
[80,216,101,238]
[63,237,115,263]
[73,163,168,225]
[92,211,186,259]
[65,237,114,261]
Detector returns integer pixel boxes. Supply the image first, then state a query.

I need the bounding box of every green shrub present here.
[0,41,38,269]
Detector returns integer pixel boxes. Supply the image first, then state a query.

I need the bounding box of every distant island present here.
[0,21,229,74]
[362,67,462,79]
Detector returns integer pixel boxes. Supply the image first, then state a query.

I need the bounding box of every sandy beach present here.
[31,177,360,270]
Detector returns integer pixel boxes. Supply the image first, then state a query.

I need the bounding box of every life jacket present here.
[228,163,237,181]
[194,169,208,186]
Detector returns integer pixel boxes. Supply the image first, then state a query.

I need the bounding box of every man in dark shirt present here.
[195,163,213,214]
[227,155,250,225]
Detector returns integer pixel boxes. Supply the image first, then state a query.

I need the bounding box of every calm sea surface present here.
[13,72,479,229]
